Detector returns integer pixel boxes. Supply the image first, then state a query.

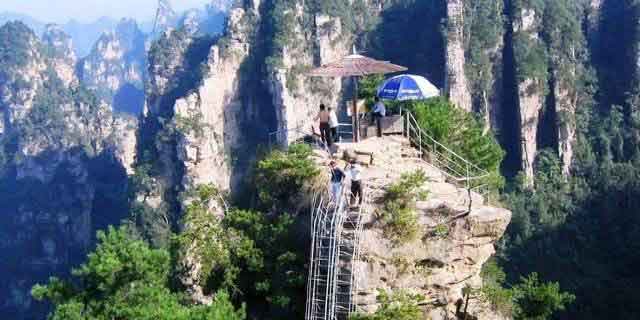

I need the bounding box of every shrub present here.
[433,224,449,238]
[255,143,320,210]
[479,260,575,320]
[381,170,428,244]
[480,259,515,316]
[31,226,246,320]
[512,273,575,320]
[176,185,261,294]
[350,289,425,320]
[406,97,505,191]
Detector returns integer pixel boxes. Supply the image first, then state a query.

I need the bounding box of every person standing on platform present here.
[315,104,332,147]
[345,159,363,208]
[328,107,339,143]
[371,97,386,137]
[328,160,345,201]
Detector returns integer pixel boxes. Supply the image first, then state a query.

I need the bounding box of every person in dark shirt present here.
[329,160,345,200]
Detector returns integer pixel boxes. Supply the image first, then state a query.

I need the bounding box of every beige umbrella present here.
[307,52,407,142]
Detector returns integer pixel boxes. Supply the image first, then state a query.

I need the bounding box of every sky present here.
[1,0,213,23]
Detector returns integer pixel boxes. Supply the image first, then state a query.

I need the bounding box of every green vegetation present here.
[31,226,246,320]
[463,0,504,116]
[174,112,209,138]
[512,273,575,320]
[478,259,575,320]
[480,259,515,316]
[498,144,640,319]
[407,98,505,188]
[0,21,36,70]
[380,170,428,245]
[350,290,425,320]
[358,74,385,111]
[309,0,379,38]
[175,183,308,317]
[176,185,261,294]
[255,144,320,210]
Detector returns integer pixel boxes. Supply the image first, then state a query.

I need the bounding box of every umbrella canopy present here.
[306,52,406,142]
[307,54,407,77]
[377,74,440,101]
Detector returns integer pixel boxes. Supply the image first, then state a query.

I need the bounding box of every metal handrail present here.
[402,109,492,204]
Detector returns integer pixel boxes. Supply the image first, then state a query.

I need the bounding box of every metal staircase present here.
[305,187,367,320]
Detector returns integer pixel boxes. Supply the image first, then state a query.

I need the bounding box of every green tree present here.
[255,143,320,210]
[176,185,262,295]
[176,184,306,319]
[403,97,505,194]
[32,226,246,320]
[512,273,575,320]
[223,209,306,318]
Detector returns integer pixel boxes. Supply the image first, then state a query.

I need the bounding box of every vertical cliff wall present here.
[445,0,472,112]
[0,22,136,319]
[79,19,147,114]
[266,4,351,145]
[511,4,546,181]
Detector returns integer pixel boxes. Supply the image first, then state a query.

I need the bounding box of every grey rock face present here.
[513,8,544,182]
[445,0,472,112]
[41,24,78,87]
[79,19,147,114]
[0,21,137,319]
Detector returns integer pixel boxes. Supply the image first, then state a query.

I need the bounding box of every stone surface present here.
[79,19,146,114]
[0,22,137,318]
[312,135,511,319]
[41,24,78,87]
[513,8,544,182]
[445,0,472,112]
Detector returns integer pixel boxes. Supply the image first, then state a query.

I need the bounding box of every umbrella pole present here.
[353,77,360,142]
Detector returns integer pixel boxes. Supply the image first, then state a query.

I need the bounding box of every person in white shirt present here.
[345,159,363,207]
[371,97,386,137]
[328,107,339,143]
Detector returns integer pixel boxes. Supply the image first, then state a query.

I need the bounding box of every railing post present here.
[418,131,422,157]
[400,107,404,137]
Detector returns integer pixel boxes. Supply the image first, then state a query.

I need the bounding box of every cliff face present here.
[79,19,147,114]
[355,203,510,320]
[41,24,78,87]
[0,22,136,319]
[267,10,347,145]
[445,0,473,112]
[313,136,511,320]
[512,6,545,181]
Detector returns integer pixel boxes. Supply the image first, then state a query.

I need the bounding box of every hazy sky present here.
[2,0,213,23]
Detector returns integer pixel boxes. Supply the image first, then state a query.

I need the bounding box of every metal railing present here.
[401,109,492,204]
[266,111,493,205]
[305,184,368,320]
[267,122,355,149]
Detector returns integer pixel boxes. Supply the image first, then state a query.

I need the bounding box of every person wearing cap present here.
[328,160,345,200]
[345,159,363,207]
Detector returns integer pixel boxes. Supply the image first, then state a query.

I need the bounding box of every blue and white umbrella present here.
[377,74,440,101]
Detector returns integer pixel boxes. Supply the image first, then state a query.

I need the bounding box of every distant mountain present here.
[0,11,46,34]
[63,17,119,57]
[0,12,118,57]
